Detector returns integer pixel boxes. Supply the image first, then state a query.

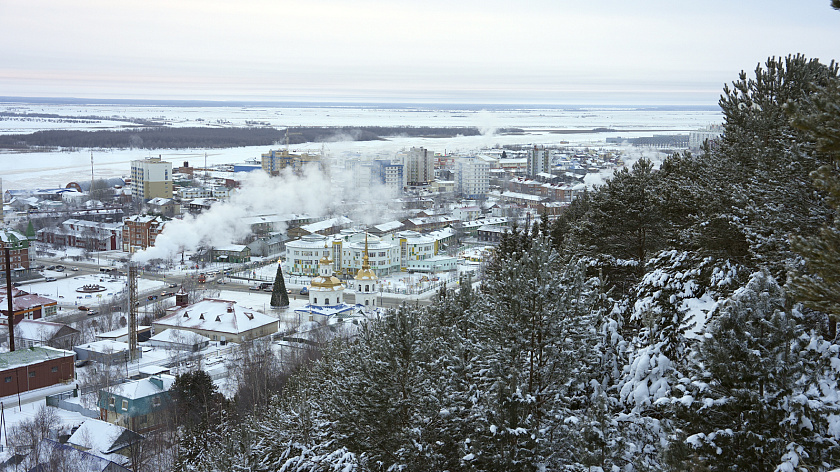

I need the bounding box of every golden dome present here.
[355,268,377,280]
[310,275,343,289]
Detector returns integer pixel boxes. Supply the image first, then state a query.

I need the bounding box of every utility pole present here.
[4,248,15,351]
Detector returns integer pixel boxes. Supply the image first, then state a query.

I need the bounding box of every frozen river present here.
[0,101,722,190]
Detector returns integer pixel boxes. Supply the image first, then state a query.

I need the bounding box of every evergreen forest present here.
[170,54,840,472]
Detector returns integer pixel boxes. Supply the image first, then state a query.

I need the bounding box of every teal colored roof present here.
[0,346,74,370]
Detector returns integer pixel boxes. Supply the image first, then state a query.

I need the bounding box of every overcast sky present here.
[2,0,839,105]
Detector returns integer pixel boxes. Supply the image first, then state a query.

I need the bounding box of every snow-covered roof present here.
[147,197,174,206]
[372,220,404,232]
[149,328,210,344]
[460,217,509,229]
[501,191,545,201]
[30,439,131,472]
[68,418,142,455]
[294,303,356,318]
[0,230,26,243]
[301,216,353,233]
[0,293,58,312]
[0,346,74,370]
[14,319,74,340]
[95,325,151,341]
[76,340,131,354]
[155,298,278,335]
[103,374,176,400]
[215,244,248,252]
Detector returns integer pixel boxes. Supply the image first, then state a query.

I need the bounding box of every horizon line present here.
[0,95,721,111]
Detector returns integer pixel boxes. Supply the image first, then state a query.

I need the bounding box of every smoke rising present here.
[132,168,334,264]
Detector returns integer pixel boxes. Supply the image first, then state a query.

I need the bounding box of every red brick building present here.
[123,215,168,253]
[0,288,58,325]
[0,346,75,397]
[0,230,30,278]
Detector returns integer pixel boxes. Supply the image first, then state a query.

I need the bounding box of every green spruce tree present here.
[270,261,290,307]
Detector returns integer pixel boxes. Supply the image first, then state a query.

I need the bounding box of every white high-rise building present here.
[130,156,172,201]
[454,156,490,199]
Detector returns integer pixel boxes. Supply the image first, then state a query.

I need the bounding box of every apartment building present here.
[131,156,173,201]
[122,215,167,252]
[454,156,490,199]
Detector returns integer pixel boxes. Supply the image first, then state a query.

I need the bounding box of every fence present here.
[46,390,99,419]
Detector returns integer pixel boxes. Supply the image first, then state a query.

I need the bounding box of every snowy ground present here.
[24,271,164,310]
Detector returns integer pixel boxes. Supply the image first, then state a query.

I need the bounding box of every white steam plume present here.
[132,168,333,264]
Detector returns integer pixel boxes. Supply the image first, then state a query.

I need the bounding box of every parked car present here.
[299,287,309,295]
[249,285,261,291]
[44,277,57,282]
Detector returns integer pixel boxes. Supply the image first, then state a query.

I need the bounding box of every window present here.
[4,377,11,383]
[153,397,161,408]
[324,298,330,305]
[51,366,58,373]
[109,397,116,407]
[28,372,35,378]
[122,400,128,410]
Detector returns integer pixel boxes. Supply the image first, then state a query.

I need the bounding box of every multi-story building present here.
[0,230,30,279]
[261,149,321,175]
[454,156,490,199]
[122,215,167,252]
[689,124,724,150]
[527,145,551,177]
[285,230,453,277]
[38,219,123,251]
[402,147,435,186]
[130,156,172,201]
[371,160,404,195]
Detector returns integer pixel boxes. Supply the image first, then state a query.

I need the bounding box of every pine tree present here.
[583,157,664,269]
[470,238,605,469]
[270,261,290,307]
[788,76,840,338]
[665,271,840,471]
[710,55,839,274]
